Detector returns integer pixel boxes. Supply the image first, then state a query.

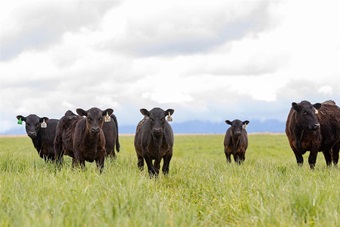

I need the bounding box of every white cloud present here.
[0,0,339,133]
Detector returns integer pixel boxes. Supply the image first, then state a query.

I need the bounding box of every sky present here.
[0,0,339,134]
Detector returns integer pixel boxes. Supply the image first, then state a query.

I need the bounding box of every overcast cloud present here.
[0,0,339,133]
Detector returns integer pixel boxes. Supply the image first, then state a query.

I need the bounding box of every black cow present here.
[285,100,323,168]
[102,114,120,158]
[286,100,340,168]
[224,119,249,164]
[54,108,113,172]
[16,114,58,161]
[134,108,174,177]
[317,101,340,166]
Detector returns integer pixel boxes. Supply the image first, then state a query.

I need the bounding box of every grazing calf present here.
[285,100,323,168]
[102,114,120,158]
[54,108,113,172]
[134,108,174,177]
[224,119,249,164]
[16,114,58,161]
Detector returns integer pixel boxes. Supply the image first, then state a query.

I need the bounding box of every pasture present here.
[0,134,339,226]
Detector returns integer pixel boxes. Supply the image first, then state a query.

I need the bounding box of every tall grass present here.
[0,134,339,226]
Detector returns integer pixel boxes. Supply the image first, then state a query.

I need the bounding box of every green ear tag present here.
[18,118,22,125]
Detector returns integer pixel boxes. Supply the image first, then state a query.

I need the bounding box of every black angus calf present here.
[54,108,113,172]
[224,119,250,164]
[16,114,58,161]
[102,114,120,158]
[134,108,174,177]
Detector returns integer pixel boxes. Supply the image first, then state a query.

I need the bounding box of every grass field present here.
[0,134,339,226]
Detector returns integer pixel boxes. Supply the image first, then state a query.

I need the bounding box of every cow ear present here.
[243,120,249,125]
[76,108,87,116]
[292,102,299,111]
[140,108,150,117]
[39,117,49,123]
[16,115,26,122]
[102,108,113,116]
[225,120,232,125]
[313,103,321,110]
[164,109,174,116]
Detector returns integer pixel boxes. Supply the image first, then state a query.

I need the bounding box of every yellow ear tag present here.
[41,119,47,128]
[104,112,111,122]
[166,112,172,122]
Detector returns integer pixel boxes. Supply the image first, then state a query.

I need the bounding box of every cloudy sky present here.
[0,0,339,133]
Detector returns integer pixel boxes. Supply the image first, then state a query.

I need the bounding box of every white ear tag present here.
[166,112,172,122]
[314,108,319,114]
[104,112,111,122]
[41,119,47,128]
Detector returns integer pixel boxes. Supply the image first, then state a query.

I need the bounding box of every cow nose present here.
[234,131,241,136]
[28,132,37,138]
[91,127,100,134]
[312,123,320,130]
[153,128,162,134]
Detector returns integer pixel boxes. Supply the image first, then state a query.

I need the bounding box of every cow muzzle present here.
[311,123,320,131]
[91,127,100,134]
[28,132,37,138]
[152,128,163,137]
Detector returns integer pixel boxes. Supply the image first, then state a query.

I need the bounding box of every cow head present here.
[291,101,321,131]
[76,108,113,135]
[16,114,49,139]
[140,107,174,138]
[225,119,249,137]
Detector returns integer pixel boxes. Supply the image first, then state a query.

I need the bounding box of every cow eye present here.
[303,111,308,115]
[161,118,165,121]
[150,118,154,122]
[99,117,103,121]
[87,117,92,121]
[26,123,30,126]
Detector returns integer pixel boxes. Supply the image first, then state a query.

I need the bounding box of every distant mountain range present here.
[2,119,285,136]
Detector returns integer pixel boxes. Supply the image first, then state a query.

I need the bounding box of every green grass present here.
[0,134,339,226]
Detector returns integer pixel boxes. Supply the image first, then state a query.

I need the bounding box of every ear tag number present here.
[104,112,111,122]
[166,112,172,122]
[18,118,22,125]
[41,119,47,128]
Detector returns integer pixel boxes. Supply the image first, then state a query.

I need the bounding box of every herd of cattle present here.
[16,100,340,177]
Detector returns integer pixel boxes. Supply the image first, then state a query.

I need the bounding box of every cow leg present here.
[239,152,246,164]
[54,133,64,165]
[96,156,105,174]
[234,154,243,165]
[308,150,318,169]
[137,153,144,171]
[292,148,304,166]
[154,159,161,175]
[162,153,172,175]
[144,153,157,178]
[332,144,339,166]
[225,151,231,163]
[73,154,85,170]
[322,149,332,166]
